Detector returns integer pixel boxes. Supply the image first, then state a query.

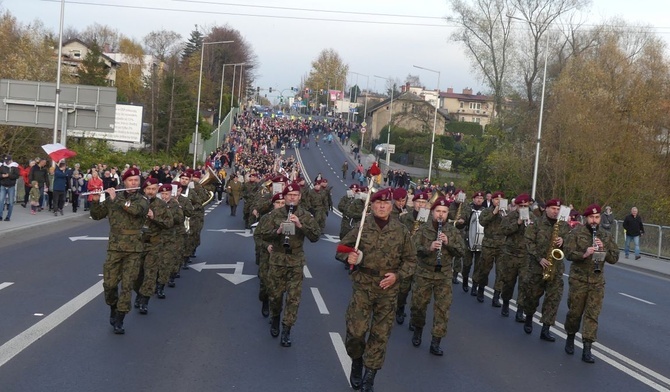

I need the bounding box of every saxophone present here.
[542,220,565,281]
[412,218,421,235]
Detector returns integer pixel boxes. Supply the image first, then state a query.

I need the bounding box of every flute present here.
[80,187,141,196]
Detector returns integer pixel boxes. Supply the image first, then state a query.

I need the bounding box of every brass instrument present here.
[453,202,463,227]
[199,169,217,206]
[592,225,604,274]
[427,189,445,207]
[543,220,565,281]
[412,219,421,235]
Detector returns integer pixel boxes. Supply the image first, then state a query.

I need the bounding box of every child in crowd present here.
[29,180,40,215]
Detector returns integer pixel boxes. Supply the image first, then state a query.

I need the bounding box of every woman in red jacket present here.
[87,169,103,202]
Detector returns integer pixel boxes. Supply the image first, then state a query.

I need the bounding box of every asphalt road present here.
[0,137,668,391]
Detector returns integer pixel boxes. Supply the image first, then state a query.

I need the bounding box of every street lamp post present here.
[227,62,245,133]
[374,75,394,168]
[193,40,234,168]
[413,65,441,183]
[351,71,370,151]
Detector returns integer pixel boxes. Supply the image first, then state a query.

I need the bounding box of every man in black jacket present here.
[622,207,644,260]
[1,155,20,221]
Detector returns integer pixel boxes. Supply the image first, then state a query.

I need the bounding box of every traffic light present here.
[290,87,294,91]
[269,87,273,93]
[257,86,260,93]
[280,97,284,103]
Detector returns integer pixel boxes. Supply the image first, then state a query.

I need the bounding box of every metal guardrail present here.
[613,220,670,260]
[201,108,238,161]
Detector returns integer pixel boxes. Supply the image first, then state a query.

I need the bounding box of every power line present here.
[38,0,454,28]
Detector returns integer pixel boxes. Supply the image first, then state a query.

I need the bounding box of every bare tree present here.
[80,22,120,51]
[143,29,183,62]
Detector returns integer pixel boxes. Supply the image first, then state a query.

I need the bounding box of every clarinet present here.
[592,225,602,274]
[435,219,443,272]
[283,204,294,249]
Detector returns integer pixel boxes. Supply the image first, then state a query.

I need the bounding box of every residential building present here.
[439,87,494,127]
[59,39,120,86]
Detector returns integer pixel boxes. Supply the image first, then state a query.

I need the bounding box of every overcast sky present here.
[4,0,670,99]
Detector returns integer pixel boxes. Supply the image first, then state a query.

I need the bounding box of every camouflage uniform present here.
[338,194,355,240]
[475,206,505,292]
[189,182,210,253]
[345,197,366,229]
[448,201,469,276]
[242,181,259,228]
[499,209,533,308]
[410,220,465,338]
[563,224,619,342]
[522,214,570,325]
[395,210,422,324]
[90,191,149,313]
[134,196,173,299]
[306,188,329,230]
[336,217,417,371]
[158,197,183,286]
[253,212,274,304]
[260,205,321,327]
[174,194,194,274]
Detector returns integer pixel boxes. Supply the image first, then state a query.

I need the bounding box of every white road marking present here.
[563,273,569,277]
[33,313,44,317]
[0,279,103,368]
[0,282,14,291]
[303,265,312,278]
[619,292,656,305]
[310,287,330,315]
[329,332,352,382]
[470,278,670,390]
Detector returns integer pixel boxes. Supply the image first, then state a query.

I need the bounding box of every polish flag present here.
[41,143,77,162]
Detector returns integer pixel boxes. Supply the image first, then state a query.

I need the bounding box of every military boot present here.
[452,271,459,284]
[540,324,555,342]
[462,279,469,293]
[360,367,377,392]
[470,283,478,297]
[582,341,595,363]
[395,305,406,325]
[230,206,235,216]
[109,305,117,326]
[501,300,510,317]
[261,300,269,317]
[139,296,149,315]
[156,284,166,299]
[492,290,501,307]
[134,295,141,309]
[429,336,444,356]
[167,274,176,288]
[515,308,526,323]
[280,324,292,347]
[182,257,190,270]
[523,313,533,334]
[113,312,126,334]
[270,316,280,337]
[412,327,423,347]
[349,357,363,390]
[565,333,575,355]
[476,285,485,302]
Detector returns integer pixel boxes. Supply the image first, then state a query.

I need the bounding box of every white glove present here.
[355,250,363,265]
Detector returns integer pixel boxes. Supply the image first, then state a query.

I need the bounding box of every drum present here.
[468,209,484,251]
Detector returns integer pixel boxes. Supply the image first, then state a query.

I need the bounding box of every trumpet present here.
[80,187,141,196]
[283,204,294,249]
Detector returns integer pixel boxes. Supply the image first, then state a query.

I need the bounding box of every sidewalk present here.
[615,252,670,278]
[0,201,87,238]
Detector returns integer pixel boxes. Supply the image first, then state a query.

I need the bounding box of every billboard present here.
[68,104,143,143]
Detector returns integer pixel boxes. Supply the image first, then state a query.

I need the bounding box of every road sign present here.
[361,121,367,127]
[360,127,366,133]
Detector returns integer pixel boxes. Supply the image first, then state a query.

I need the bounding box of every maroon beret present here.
[583,203,601,217]
[142,177,158,189]
[359,186,368,193]
[430,197,451,210]
[472,191,485,198]
[158,183,172,193]
[392,188,407,200]
[272,193,285,203]
[122,168,140,181]
[283,182,301,195]
[179,170,190,179]
[514,193,530,205]
[413,192,428,201]
[546,199,562,208]
[370,188,393,203]
[349,183,360,191]
[492,191,505,199]
[192,171,202,179]
[273,175,289,183]
[172,181,181,187]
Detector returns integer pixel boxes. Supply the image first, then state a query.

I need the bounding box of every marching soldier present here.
[499,193,533,321]
[396,192,428,326]
[522,198,570,341]
[171,181,194,284]
[242,173,261,228]
[345,186,368,230]
[307,179,329,230]
[338,184,359,240]
[179,171,201,269]
[259,182,321,347]
[156,183,183,295]
[90,168,149,334]
[448,190,467,284]
[455,191,485,295]
[133,178,173,314]
[336,188,417,392]
[190,171,210,256]
[563,204,619,363]
[321,177,334,216]
[410,197,465,355]
[390,187,408,219]
[226,174,243,216]
[253,192,286,318]
[475,191,506,305]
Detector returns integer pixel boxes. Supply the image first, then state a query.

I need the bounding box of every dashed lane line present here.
[311,287,330,315]
[0,282,15,291]
[618,292,656,305]
[303,266,312,278]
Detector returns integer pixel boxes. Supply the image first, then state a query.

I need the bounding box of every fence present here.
[613,220,670,260]
[200,108,239,161]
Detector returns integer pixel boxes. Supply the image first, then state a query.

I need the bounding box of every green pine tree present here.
[181,27,203,61]
[78,41,109,86]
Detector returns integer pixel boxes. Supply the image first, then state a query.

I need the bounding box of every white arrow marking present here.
[0,282,14,291]
[235,230,254,238]
[216,262,256,285]
[69,236,109,242]
[322,234,340,243]
[189,262,242,272]
[619,292,656,305]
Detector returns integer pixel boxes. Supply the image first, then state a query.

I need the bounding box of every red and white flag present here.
[41,143,77,162]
